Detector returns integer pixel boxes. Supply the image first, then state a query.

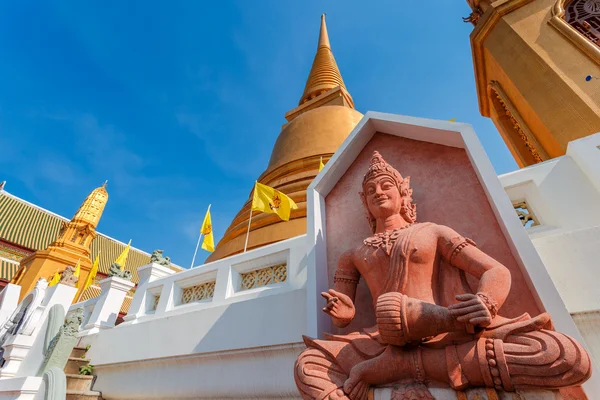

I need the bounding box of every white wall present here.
[499,132,600,364]
[499,134,600,315]
[89,235,309,399]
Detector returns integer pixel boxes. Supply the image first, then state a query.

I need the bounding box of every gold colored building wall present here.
[471,0,600,167]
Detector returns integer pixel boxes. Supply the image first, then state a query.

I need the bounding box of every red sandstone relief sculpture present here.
[294,151,591,400]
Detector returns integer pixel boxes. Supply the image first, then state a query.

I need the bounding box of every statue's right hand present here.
[321,289,355,322]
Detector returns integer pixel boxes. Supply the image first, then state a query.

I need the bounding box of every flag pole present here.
[191,204,211,268]
[244,182,256,253]
[191,233,203,269]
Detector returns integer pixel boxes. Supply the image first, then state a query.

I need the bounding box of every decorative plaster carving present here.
[108,263,132,280]
[15,278,48,336]
[58,266,79,287]
[240,263,287,291]
[39,307,84,375]
[150,249,171,267]
[181,281,215,304]
[488,81,548,164]
[551,0,600,64]
[513,201,540,228]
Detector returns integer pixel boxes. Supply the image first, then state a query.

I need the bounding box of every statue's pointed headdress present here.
[359,151,417,233]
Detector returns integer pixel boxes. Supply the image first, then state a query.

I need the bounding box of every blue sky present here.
[0,1,518,267]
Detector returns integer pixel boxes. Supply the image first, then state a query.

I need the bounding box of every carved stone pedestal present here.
[373,385,561,400]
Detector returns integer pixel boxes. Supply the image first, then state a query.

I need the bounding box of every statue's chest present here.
[356,231,437,288]
[359,229,436,264]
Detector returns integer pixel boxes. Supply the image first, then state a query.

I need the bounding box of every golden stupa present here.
[207,15,363,261]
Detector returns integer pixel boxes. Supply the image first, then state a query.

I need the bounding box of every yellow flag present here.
[319,157,325,172]
[200,206,215,252]
[448,118,457,122]
[48,271,60,287]
[114,240,131,270]
[252,182,298,221]
[73,259,81,278]
[82,252,100,292]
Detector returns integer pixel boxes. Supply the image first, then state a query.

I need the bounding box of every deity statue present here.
[58,266,79,287]
[294,152,591,399]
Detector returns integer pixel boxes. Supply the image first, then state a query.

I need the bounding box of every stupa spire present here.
[71,183,109,229]
[318,13,330,48]
[299,14,352,106]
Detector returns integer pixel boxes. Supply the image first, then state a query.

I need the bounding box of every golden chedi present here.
[207,15,363,261]
[12,183,108,301]
[465,0,600,167]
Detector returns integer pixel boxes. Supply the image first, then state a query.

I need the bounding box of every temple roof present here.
[0,189,183,283]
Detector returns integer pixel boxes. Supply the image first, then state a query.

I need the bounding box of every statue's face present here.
[363,175,402,218]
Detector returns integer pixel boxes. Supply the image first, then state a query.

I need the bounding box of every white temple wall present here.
[80,124,600,399]
[499,132,600,364]
[88,235,308,399]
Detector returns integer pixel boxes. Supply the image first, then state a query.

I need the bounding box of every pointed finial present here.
[102,180,108,188]
[299,15,351,106]
[318,14,330,49]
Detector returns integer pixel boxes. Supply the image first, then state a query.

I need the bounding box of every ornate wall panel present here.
[240,263,287,291]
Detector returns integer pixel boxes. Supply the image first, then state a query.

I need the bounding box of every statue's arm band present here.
[333,269,360,284]
[448,237,477,265]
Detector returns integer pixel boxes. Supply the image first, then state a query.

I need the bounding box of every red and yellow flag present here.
[200,206,214,252]
[251,182,298,221]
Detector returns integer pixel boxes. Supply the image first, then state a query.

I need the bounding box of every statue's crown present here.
[362,151,403,188]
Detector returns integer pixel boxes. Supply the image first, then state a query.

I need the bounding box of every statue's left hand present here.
[448,293,492,327]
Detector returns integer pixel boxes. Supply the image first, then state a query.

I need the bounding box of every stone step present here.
[70,346,88,359]
[65,357,91,375]
[66,390,102,400]
[66,374,94,392]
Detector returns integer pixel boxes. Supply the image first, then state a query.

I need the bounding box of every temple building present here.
[207,14,363,261]
[0,9,599,400]
[0,183,182,317]
[464,0,600,167]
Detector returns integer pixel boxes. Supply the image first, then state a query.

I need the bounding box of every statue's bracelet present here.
[476,292,498,318]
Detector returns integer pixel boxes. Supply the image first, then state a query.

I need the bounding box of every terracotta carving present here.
[294,151,591,400]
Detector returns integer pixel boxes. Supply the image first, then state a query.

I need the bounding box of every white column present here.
[79,277,134,336]
[123,263,175,322]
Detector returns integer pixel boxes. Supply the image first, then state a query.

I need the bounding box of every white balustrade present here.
[123,235,307,323]
[75,277,135,337]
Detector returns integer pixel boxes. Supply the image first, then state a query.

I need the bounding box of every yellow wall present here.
[471,0,600,166]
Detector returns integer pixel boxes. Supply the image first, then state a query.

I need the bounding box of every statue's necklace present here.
[363,223,416,255]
